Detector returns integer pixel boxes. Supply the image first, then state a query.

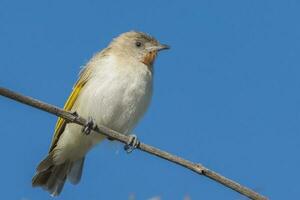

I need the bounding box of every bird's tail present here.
[32,153,85,196]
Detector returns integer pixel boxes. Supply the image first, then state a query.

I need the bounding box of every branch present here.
[0,87,268,200]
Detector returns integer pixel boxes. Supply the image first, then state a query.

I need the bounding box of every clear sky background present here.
[0,0,299,199]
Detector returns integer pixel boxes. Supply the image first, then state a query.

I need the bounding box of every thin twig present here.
[0,87,268,200]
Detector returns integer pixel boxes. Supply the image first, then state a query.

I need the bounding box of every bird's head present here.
[109,31,169,67]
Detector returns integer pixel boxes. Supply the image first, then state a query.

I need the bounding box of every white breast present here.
[78,54,153,133]
[54,55,153,163]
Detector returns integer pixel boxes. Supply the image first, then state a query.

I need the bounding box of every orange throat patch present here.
[142,51,157,67]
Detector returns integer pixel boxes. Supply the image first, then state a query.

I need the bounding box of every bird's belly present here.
[79,69,152,134]
[54,69,152,163]
[54,123,105,163]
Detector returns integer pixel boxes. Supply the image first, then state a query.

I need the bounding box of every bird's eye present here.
[135,41,142,47]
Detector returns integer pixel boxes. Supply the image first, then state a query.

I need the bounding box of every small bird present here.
[31,31,169,196]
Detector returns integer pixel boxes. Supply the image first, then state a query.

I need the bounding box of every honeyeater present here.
[32,31,169,196]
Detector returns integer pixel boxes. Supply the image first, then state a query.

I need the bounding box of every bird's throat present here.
[142,51,157,67]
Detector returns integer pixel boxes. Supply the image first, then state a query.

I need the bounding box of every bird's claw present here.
[124,134,139,153]
[82,116,96,135]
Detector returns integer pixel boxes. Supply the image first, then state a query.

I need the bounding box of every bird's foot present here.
[71,111,79,122]
[82,116,97,135]
[124,134,140,153]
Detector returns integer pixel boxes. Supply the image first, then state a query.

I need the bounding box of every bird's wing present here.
[49,66,93,152]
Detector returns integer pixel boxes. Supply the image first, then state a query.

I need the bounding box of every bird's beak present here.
[147,44,170,52]
[156,44,170,51]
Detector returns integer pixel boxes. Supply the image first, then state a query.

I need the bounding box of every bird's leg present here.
[72,111,78,117]
[82,116,97,135]
[124,134,140,153]
[71,111,79,122]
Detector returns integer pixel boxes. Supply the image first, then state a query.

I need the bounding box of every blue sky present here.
[0,0,299,199]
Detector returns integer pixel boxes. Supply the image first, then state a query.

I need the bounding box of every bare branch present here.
[0,87,268,200]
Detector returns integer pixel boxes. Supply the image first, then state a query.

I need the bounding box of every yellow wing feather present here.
[49,67,92,152]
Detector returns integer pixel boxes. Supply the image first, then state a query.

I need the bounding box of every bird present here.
[31,31,169,196]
